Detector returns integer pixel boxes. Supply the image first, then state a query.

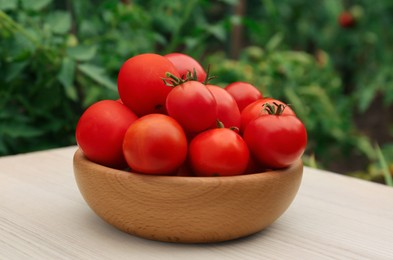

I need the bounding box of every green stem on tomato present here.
[202,64,217,85]
[163,64,217,87]
[263,102,287,115]
[216,120,225,128]
[162,68,204,87]
[162,72,184,87]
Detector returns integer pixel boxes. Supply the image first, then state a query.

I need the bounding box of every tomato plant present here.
[164,53,207,83]
[117,53,180,116]
[206,84,241,129]
[75,100,138,168]
[165,76,217,134]
[240,98,295,133]
[243,103,307,169]
[224,82,263,112]
[122,114,188,175]
[189,128,249,176]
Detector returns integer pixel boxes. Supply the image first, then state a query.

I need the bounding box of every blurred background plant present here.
[0,0,392,185]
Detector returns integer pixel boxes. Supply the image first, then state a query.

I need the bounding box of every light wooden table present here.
[1,146,392,259]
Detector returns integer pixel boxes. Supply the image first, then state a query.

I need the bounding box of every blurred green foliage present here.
[0,0,392,183]
[244,0,393,112]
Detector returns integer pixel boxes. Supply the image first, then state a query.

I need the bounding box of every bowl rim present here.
[74,148,303,185]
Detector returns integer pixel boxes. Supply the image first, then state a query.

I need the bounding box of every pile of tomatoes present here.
[75,53,307,177]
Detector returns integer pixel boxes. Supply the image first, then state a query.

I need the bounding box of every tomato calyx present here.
[162,72,189,87]
[163,64,217,87]
[263,102,288,115]
[216,119,225,128]
[202,64,217,85]
[162,68,199,87]
[216,119,240,133]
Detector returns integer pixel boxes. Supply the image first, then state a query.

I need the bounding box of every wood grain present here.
[1,146,393,259]
[73,149,303,243]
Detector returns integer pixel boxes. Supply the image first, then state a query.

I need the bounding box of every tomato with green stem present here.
[164,73,217,134]
[240,98,296,133]
[243,103,307,169]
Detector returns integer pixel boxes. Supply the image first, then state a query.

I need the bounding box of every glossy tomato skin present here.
[189,128,250,177]
[206,85,241,129]
[224,82,262,112]
[76,100,138,168]
[123,114,188,175]
[164,53,206,83]
[117,53,180,116]
[243,115,307,169]
[240,98,295,133]
[166,81,217,134]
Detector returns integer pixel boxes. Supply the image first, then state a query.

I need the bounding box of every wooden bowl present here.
[73,149,303,243]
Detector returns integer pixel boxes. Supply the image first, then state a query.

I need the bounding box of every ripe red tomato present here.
[164,53,206,83]
[166,80,217,134]
[338,12,356,28]
[75,100,138,168]
[189,128,249,177]
[207,84,241,129]
[240,98,295,133]
[123,114,188,175]
[224,82,262,112]
[117,53,180,116]
[243,114,307,169]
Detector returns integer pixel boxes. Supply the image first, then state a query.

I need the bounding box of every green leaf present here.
[266,33,283,51]
[299,85,337,120]
[20,0,52,11]
[0,0,18,10]
[358,83,378,112]
[206,25,226,41]
[230,15,242,26]
[283,87,307,121]
[46,11,71,34]
[58,57,77,101]
[323,0,342,18]
[67,45,97,61]
[352,136,376,161]
[6,61,29,82]
[78,63,116,91]
[281,51,313,64]
[8,33,36,57]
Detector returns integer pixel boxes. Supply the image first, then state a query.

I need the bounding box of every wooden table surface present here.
[1,146,393,259]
